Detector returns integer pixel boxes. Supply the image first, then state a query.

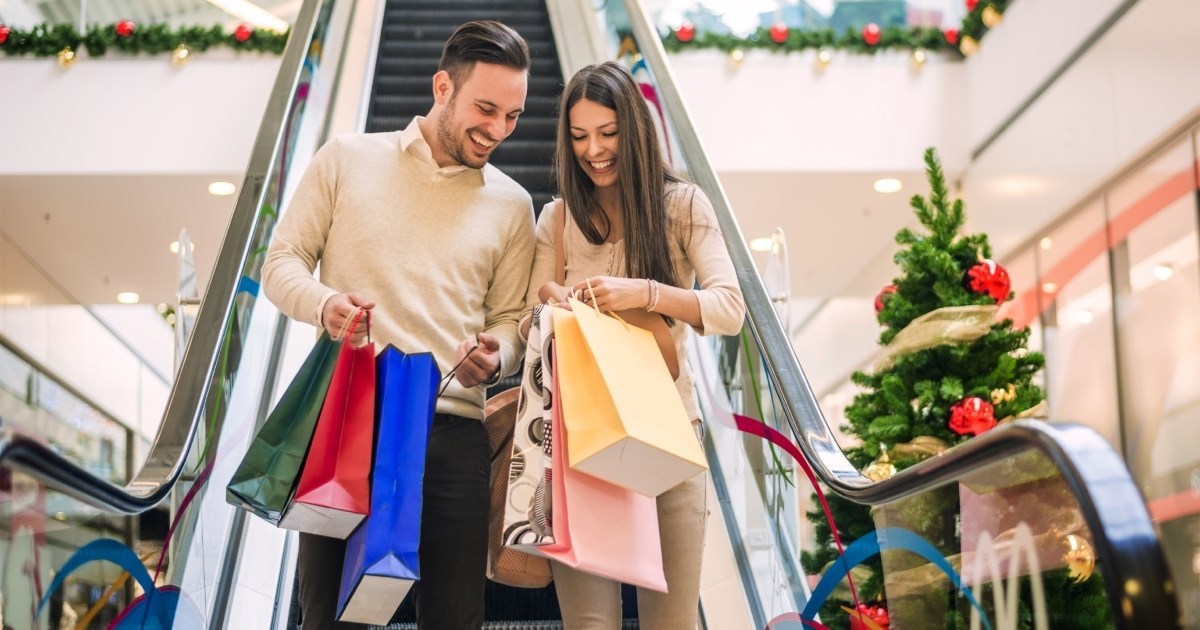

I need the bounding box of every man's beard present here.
[437,104,489,169]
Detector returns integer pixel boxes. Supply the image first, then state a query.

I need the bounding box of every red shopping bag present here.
[279,310,376,538]
[517,347,667,592]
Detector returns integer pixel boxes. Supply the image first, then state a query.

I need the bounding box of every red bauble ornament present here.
[675,22,695,43]
[115,19,136,38]
[769,22,789,44]
[948,397,997,437]
[862,23,881,46]
[850,603,891,630]
[234,24,253,43]
[944,27,960,45]
[874,284,898,314]
[966,259,1011,304]
[0,25,10,46]
[966,0,980,11]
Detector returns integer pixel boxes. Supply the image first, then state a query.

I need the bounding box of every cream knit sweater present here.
[263,119,535,419]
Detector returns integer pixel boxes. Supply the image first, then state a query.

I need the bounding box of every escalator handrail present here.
[0,0,331,515]
[619,1,1180,627]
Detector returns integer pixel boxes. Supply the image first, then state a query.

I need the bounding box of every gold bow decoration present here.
[875,305,999,371]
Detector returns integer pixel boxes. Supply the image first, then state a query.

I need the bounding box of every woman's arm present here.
[519,201,567,339]
[570,186,743,333]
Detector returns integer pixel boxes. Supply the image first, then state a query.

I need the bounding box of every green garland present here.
[0,22,289,58]
[662,0,1014,56]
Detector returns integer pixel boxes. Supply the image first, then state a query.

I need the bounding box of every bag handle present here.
[332,308,370,343]
[438,345,480,398]
[581,277,631,331]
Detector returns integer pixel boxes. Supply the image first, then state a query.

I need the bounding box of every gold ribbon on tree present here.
[875,305,998,371]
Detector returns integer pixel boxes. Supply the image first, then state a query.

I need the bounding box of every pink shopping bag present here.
[517,347,667,592]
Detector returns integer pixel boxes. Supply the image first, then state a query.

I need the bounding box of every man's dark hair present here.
[439,21,531,88]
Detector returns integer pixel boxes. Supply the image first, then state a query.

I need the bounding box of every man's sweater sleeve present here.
[483,199,536,378]
[262,139,342,327]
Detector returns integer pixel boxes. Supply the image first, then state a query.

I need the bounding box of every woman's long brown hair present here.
[555,62,686,296]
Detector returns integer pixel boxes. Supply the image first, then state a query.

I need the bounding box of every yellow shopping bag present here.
[553,298,707,497]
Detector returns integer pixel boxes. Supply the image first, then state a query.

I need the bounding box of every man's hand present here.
[322,292,375,344]
[452,332,501,388]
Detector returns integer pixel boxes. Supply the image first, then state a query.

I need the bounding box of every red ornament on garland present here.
[966,0,980,11]
[0,24,10,46]
[115,20,136,38]
[966,259,1011,304]
[948,397,997,437]
[862,23,881,46]
[944,27,960,45]
[769,22,789,44]
[874,284,898,314]
[849,603,891,630]
[675,22,695,43]
[234,24,253,43]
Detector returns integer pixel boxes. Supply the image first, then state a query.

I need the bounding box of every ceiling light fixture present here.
[873,178,902,194]
[1075,309,1095,325]
[204,0,289,32]
[117,292,140,304]
[1041,282,1058,294]
[1040,237,1052,250]
[1153,264,1174,281]
[750,237,773,252]
[208,181,236,196]
[169,241,197,254]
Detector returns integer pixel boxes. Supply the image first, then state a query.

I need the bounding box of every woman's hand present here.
[572,276,651,312]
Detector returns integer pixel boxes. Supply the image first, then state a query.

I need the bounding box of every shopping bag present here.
[484,386,552,588]
[502,305,557,550]
[278,313,375,537]
[227,333,339,524]
[335,345,439,624]
[516,353,667,592]
[553,297,706,497]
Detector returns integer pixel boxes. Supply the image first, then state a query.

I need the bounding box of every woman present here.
[522,61,745,628]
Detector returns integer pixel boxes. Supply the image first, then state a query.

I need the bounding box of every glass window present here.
[1107,135,1200,627]
[1107,138,1200,497]
[1035,201,1122,450]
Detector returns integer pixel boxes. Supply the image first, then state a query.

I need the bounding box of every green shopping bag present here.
[227,333,339,524]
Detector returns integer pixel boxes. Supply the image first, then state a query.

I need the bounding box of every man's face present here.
[435,62,527,169]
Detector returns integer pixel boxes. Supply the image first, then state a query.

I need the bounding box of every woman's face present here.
[568,98,620,190]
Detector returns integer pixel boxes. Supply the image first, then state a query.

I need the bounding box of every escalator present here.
[0,0,1185,628]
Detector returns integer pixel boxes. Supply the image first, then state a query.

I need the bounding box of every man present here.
[261,21,534,629]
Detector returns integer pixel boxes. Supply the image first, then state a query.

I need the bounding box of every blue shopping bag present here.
[335,345,439,624]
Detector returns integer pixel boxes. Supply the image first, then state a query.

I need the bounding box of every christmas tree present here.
[800,148,1109,629]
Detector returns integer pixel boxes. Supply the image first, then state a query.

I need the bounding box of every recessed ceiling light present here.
[1,293,29,306]
[873,178,903,194]
[1041,282,1058,294]
[750,237,773,252]
[169,241,197,254]
[208,181,236,196]
[1075,309,1094,325]
[117,292,140,304]
[1039,237,1052,250]
[1153,264,1174,281]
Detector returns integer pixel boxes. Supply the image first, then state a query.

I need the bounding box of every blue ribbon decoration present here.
[801,527,992,630]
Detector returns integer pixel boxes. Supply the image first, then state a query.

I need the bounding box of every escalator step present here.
[376,55,558,76]
[378,39,556,58]
[385,10,550,27]
[381,23,553,43]
[378,623,639,629]
[372,75,563,98]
